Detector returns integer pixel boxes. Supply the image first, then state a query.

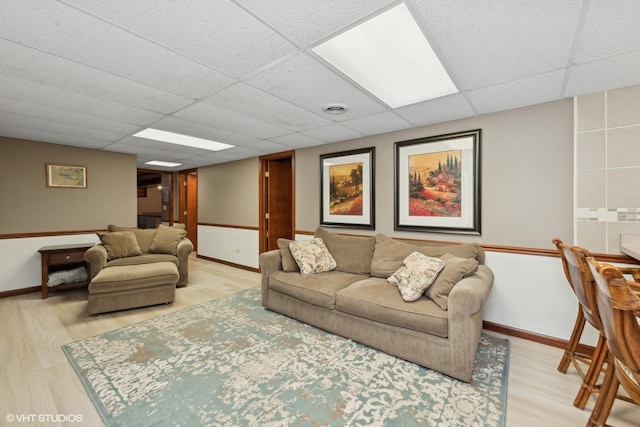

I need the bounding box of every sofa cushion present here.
[277,238,300,272]
[371,233,480,278]
[269,270,365,309]
[289,238,337,275]
[388,252,445,302]
[315,227,375,275]
[425,254,479,310]
[336,278,448,337]
[106,253,178,268]
[89,262,179,294]
[150,224,187,255]
[108,225,157,253]
[97,230,143,260]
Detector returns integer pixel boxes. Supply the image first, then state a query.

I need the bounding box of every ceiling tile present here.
[342,112,413,135]
[238,0,395,46]
[466,70,566,115]
[67,0,296,78]
[0,125,110,149]
[269,133,325,149]
[238,140,293,154]
[150,117,292,155]
[195,146,266,162]
[0,96,141,135]
[413,0,583,90]
[0,75,164,125]
[150,116,263,148]
[174,102,289,140]
[573,0,640,64]
[206,83,333,131]
[565,50,640,97]
[0,39,194,114]
[104,143,188,160]
[0,111,123,143]
[394,94,476,127]
[171,157,227,169]
[246,53,386,121]
[301,124,363,143]
[0,0,234,99]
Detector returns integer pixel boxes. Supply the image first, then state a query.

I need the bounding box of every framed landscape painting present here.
[320,147,375,229]
[395,129,481,235]
[46,164,87,189]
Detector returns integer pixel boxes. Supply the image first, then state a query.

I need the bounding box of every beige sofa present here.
[84,224,193,314]
[259,227,494,382]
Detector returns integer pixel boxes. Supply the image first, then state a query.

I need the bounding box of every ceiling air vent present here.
[322,103,349,115]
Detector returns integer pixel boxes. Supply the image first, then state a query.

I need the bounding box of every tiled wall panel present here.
[576,84,640,253]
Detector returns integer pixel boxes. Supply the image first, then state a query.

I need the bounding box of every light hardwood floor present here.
[1,255,637,427]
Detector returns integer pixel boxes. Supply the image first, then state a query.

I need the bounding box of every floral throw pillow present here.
[289,238,337,275]
[388,252,445,302]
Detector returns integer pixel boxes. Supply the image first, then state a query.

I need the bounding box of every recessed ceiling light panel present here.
[145,160,183,168]
[313,4,458,108]
[133,128,234,152]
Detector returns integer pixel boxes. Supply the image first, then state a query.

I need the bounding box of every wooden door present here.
[260,152,294,252]
[179,170,198,251]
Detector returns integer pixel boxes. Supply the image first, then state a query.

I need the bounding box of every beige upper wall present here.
[1,97,573,250]
[0,137,137,234]
[295,99,574,248]
[198,157,259,227]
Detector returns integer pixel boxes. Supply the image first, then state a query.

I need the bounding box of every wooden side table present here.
[38,243,94,299]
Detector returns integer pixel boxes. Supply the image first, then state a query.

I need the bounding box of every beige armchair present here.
[83,224,193,314]
[85,224,193,287]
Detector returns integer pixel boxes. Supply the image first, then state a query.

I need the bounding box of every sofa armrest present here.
[444,265,494,379]
[177,238,194,262]
[176,238,194,287]
[84,245,108,280]
[448,265,494,317]
[259,249,283,307]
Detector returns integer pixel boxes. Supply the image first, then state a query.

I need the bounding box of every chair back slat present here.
[553,239,601,329]
[586,257,640,390]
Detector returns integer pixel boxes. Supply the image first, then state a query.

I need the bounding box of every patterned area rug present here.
[63,288,509,426]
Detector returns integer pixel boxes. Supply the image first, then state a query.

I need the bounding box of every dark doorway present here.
[137,169,172,228]
[260,151,295,252]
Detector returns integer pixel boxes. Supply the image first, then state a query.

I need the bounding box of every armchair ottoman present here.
[88,262,179,315]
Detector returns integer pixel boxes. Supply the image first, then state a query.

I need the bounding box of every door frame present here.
[259,151,295,253]
[178,169,198,251]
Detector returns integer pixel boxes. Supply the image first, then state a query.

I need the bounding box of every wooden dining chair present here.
[584,256,640,427]
[553,239,608,408]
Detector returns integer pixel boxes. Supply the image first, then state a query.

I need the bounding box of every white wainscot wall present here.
[198,225,260,269]
[0,234,100,293]
[194,229,606,343]
[484,251,599,345]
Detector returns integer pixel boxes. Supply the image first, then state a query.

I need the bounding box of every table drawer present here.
[50,251,86,264]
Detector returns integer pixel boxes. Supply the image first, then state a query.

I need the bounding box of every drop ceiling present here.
[2,0,640,171]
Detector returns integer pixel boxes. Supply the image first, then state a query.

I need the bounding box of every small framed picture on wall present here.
[46,164,87,189]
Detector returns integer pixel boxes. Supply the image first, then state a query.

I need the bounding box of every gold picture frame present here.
[46,164,87,189]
